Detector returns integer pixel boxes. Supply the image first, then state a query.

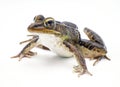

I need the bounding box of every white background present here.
[0,0,120,87]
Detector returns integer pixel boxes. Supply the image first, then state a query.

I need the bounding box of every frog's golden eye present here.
[34,15,45,23]
[44,17,56,29]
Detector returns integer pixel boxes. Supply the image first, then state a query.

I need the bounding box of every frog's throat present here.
[28,28,61,36]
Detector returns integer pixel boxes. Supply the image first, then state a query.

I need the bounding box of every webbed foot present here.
[73,65,92,77]
[93,55,111,66]
[11,35,39,61]
[11,51,37,61]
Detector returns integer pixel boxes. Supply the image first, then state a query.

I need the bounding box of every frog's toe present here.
[93,55,110,66]
[104,55,111,61]
[11,54,24,61]
[73,65,92,77]
[11,51,37,61]
[11,55,20,59]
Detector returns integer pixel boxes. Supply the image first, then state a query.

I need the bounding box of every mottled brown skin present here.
[12,15,110,76]
[80,28,110,65]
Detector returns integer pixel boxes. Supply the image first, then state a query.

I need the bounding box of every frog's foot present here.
[93,55,111,66]
[73,65,92,77]
[11,51,37,61]
[104,55,111,61]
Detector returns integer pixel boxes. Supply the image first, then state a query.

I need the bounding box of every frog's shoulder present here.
[62,21,78,29]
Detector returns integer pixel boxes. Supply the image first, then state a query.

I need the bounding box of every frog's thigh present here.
[84,28,105,46]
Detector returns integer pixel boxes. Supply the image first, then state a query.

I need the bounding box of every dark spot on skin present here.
[91,36,95,40]
[81,42,94,50]
[93,48,96,51]
[88,45,94,50]
[97,50,100,52]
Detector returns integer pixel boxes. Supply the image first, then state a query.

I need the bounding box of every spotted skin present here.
[11,15,110,76]
[79,28,110,65]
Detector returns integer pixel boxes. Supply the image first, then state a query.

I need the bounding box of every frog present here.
[12,15,110,76]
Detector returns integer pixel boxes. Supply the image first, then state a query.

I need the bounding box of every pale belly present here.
[37,33,73,57]
[51,43,73,57]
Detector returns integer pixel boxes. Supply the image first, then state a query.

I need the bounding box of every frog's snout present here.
[28,23,43,29]
[28,23,45,32]
[28,23,34,29]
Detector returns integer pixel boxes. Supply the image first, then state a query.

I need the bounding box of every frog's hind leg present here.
[93,55,111,66]
[84,27,105,47]
[83,28,110,65]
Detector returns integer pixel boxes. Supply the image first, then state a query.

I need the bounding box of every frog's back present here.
[62,21,78,29]
[55,21,81,43]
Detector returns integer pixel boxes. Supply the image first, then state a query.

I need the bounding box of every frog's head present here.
[28,16,61,36]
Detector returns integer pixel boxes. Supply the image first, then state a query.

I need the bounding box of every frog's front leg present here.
[63,41,92,76]
[11,35,39,61]
[19,35,50,51]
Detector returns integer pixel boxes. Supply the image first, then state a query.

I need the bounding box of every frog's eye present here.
[44,17,56,29]
[34,15,45,23]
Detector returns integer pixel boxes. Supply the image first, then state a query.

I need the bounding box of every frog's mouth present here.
[28,23,60,36]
